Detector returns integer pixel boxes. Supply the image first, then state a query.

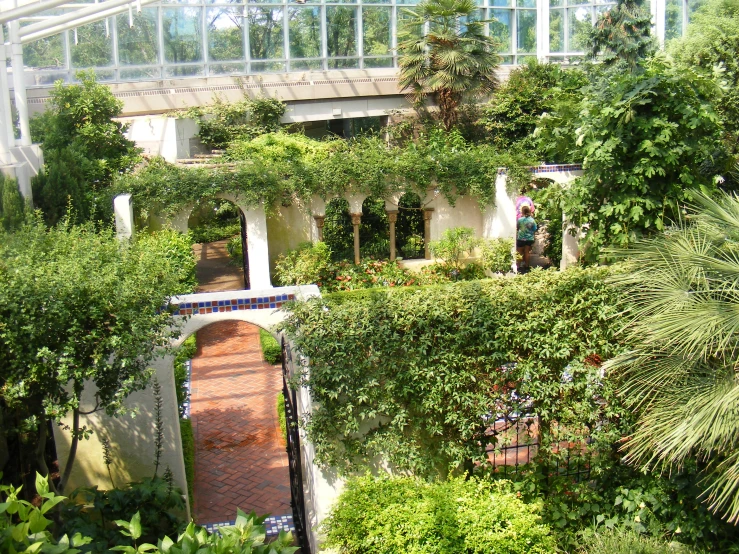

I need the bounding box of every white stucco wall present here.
[266,203,313,272]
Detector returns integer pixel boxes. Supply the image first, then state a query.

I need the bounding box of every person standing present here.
[516,204,537,273]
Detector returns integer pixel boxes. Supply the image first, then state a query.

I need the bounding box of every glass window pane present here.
[207,8,243,62]
[209,62,246,74]
[290,59,323,70]
[248,7,285,60]
[327,6,357,58]
[363,7,391,56]
[117,8,159,66]
[120,67,161,80]
[665,0,683,40]
[163,7,203,64]
[550,0,562,7]
[364,56,394,67]
[491,0,511,7]
[549,8,564,53]
[568,6,591,51]
[252,60,286,72]
[516,9,536,53]
[688,0,704,19]
[490,9,512,53]
[289,7,322,59]
[517,0,535,8]
[164,64,204,77]
[71,19,113,68]
[328,58,359,69]
[23,33,65,70]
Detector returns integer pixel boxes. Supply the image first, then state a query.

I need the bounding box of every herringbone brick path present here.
[190,321,291,524]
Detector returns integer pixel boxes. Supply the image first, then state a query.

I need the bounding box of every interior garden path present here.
[193,239,244,292]
[190,320,291,524]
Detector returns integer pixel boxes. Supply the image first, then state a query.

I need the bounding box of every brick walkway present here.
[193,239,245,292]
[190,321,291,524]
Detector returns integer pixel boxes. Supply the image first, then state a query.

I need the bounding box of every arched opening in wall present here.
[323,197,354,262]
[187,198,249,290]
[359,197,389,259]
[525,178,558,270]
[396,192,425,260]
[175,320,291,526]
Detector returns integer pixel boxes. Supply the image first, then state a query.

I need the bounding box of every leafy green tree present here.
[586,0,656,70]
[0,221,194,494]
[481,60,587,152]
[31,147,92,226]
[31,71,139,224]
[669,0,739,157]
[398,0,500,131]
[564,56,728,260]
[606,191,739,524]
[0,174,26,231]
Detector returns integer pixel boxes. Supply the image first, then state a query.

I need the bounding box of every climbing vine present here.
[114,130,534,217]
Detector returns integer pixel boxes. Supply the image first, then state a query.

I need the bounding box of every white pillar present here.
[244,204,273,289]
[9,21,31,147]
[560,218,580,270]
[114,194,135,240]
[0,26,13,162]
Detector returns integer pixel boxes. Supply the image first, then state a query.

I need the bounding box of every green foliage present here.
[227,235,244,267]
[429,226,480,270]
[0,220,194,487]
[481,60,588,153]
[61,477,185,552]
[669,0,739,155]
[116,131,534,218]
[0,175,26,231]
[605,191,739,524]
[564,56,728,260]
[322,475,556,554]
[398,0,500,130]
[189,222,241,244]
[480,238,516,274]
[530,183,565,267]
[0,473,91,554]
[275,242,333,287]
[277,392,287,445]
[279,267,624,476]
[587,0,656,70]
[179,419,194,511]
[31,71,139,224]
[184,95,286,149]
[579,527,693,554]
[259,329,281,365]
[173,335,197,417]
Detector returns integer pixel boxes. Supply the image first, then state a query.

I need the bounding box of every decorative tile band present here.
[203,514,295,537]
[529,164,583,173]
[173,294,295,316]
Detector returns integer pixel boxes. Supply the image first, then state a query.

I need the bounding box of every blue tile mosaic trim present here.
[529,164,583,173]
[202,514,294,538]
[264,514,295,536]
[173,293,295,316]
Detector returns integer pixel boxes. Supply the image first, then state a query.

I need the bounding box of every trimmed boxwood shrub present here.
[260,328,281,365]
[322,475,556,554]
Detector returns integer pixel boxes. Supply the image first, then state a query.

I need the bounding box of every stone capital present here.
[313,215,326,228]
[423,208,435,221]
[350,213,362,226]
[386,210,398,223]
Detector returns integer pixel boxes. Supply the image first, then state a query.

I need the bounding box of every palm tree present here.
[606,191,739,522]
[397,0,500,131]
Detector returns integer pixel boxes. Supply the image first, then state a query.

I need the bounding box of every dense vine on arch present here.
[114,130,534,217]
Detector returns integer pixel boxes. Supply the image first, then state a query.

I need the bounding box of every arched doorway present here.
[187,198,250,290]
[186,320,290,524]
[396,192,425,260]
[322,197,354,262]
[359,196,389,259]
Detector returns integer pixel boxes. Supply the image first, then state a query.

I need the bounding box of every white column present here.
[560,218,580,270]
[244,204,273,289]
[0,26,12,164]
[114,194,135,240]
[9,21,31,147]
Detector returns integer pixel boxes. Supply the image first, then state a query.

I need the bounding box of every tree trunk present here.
[436,89,461,131]
[57,407,80,494]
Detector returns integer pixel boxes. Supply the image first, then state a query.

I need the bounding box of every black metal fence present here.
[281,337,311,554]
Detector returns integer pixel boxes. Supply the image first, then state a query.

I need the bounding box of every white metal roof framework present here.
[0,0,155,162]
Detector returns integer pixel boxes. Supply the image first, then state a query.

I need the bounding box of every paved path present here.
[193,239,245,292]
[190,321,291,524]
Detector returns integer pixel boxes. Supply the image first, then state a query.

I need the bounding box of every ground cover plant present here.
[322,475,556,554]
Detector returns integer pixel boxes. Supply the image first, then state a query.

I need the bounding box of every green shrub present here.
[579,527,693,554]
[277,392,287,444]
[173,335,196,417]
[0,174,25,231]
[259,328,281,365]
[274,242,333,286]
[189,221,241,244]
[480,237,516,274]
[322,475,556,554]
[429,227,481,270]
[180,418,195,509]
[137,229,198,293]
[227,235,244,266]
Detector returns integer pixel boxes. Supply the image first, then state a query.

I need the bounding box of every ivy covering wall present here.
[114,130,534,217]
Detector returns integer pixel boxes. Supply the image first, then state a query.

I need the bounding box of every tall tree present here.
[586,0,656,70]
[0,221,195,493]
[607,191,739,523]
[397,0,500,131]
